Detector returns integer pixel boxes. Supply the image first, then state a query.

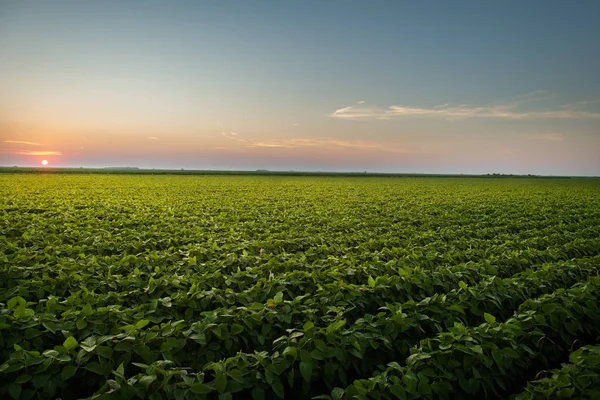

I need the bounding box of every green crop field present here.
[1,173,599,400]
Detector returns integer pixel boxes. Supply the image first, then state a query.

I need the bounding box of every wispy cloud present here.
[221,132,244,142]
[147,136,159,140]
[221,132,409,153]
[530,133,564,141]
[251,138,409,153]
[3,141,64,156]
[558,99,600,109]
[14,150,62,156]
[330,92,600,121]
[4,140,43,146]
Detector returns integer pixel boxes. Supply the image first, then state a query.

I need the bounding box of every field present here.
[1,173,600,400]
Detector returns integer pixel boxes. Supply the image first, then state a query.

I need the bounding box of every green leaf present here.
[448,304,466,315]
[231,324,244,335]
[139,375,157,389]
[14,375,32,385]
[80,336,97,352]
[274,292,284,303]
[389,384,406,398]
[13,306,34,319]
[491,349,504,368]
[503,347,520,358]
[303,321,314,331]
[368,275,376,288]
[331,387,345,400]
[271,381,284,399]
[76,319,88,330]
[9,383,21,400]
[458,281,468,290]
[403,372,418,392]
[136,319,150,329]
[43,350,60,358]
[484,313,496,324]
[227,369,245,384]
[326,319,346,334]
[283,346,298,359]
[387,361,402,371]
[61,364,78,380]
[459,377,479,394]
[299,361,313,382]
[96,346,114,359]
[83,361,105,376]
[63,336,79,351]
[189,383,212,394]
[215,373,228,393]
[7,296,25,310]
[107,379,121,391]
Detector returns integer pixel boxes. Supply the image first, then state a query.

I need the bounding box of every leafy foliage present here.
[1,175,599,399]
[512,344,600,399]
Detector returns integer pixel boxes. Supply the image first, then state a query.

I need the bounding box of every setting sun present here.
[41,160,48,166]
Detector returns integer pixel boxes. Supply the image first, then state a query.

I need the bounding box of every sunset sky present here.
[1,0,599,175]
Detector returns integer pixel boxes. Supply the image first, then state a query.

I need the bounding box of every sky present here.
[1,0,599,175]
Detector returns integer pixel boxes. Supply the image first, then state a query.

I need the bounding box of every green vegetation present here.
[512,344,600,399]
[1,174,599,399]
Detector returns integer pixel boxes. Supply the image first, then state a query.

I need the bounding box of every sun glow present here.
[41,160,49,166]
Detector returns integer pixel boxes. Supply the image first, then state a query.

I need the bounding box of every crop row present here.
[3,234,598,332]
[2,254,596,367]
[3,226,598,298]
[511,344,600,399]
[1,258,597,399]
[15,273,596,400]
[334,276,600,400]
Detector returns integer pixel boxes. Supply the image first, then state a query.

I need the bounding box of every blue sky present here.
[1,0,599,175]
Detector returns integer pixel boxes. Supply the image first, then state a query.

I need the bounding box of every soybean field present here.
[1,174,599,400]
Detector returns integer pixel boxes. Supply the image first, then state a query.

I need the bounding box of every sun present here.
[41,160,49,166]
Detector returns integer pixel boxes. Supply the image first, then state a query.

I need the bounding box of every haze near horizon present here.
[1,0,599,175]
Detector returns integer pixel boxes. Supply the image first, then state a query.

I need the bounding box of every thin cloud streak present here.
[14,150,62,156]
[530,133,564,141]
[330,92,600,121]
[222,132,410,153]
[4,140,43,146]
[221,132,244,142]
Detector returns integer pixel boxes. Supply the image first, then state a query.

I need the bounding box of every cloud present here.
[14,150,62,156]
[330,92,600,121]
[147,136,159,140]
[220,131,410,153]
[530,133,564,141]
[357,101,365,104]
[558,99,600,109]
[4,140,43,146]
[221,132,245,142]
